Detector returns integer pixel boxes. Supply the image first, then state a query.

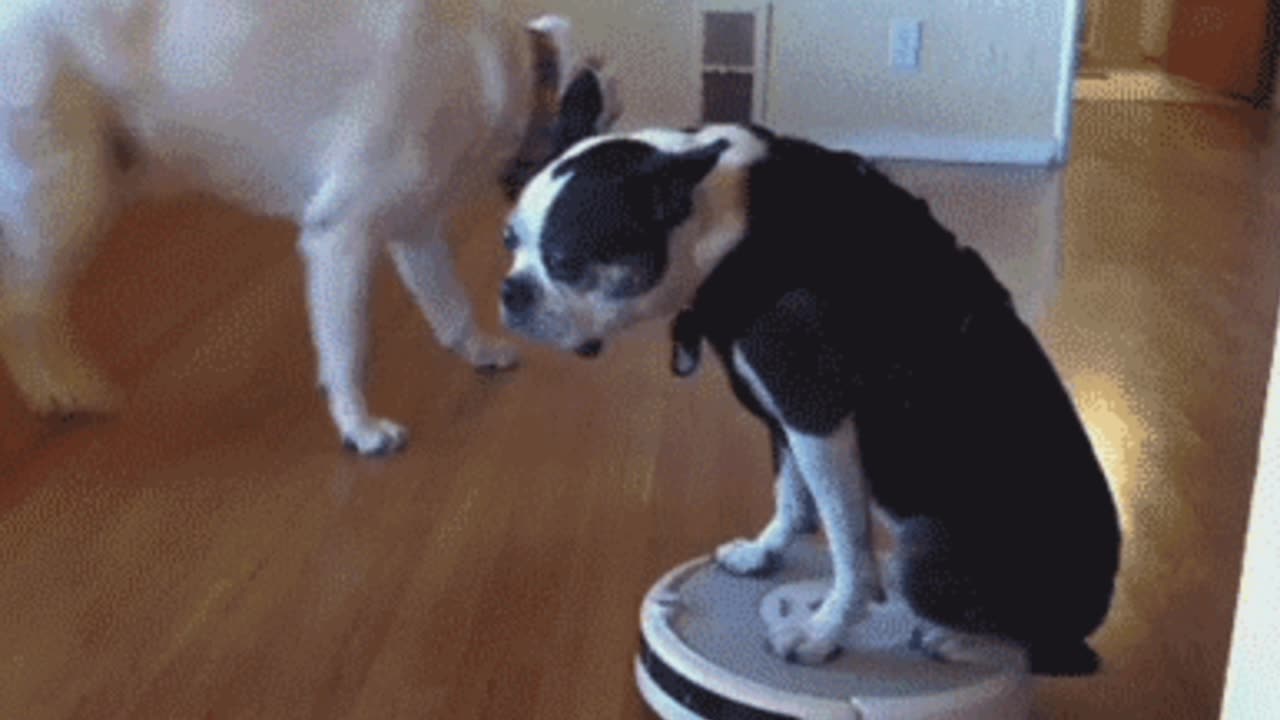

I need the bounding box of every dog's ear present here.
[549,64,616,157]
[671,310,703,377]
[638,139,731,227]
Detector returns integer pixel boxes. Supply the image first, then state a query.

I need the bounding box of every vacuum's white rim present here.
[853,670,1032,720]
[638,554,1034,720]
[639,556,862,720]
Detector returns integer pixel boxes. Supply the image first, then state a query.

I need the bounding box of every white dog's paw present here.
[9,355,120,417]
[341,417,409,456]
[461,333,520,372]
[715,538,778,576]
[911,625,1028,670]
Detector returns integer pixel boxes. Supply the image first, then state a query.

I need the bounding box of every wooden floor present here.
[2,101,1278,719]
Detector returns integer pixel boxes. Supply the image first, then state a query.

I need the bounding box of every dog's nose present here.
[501,276,537,315]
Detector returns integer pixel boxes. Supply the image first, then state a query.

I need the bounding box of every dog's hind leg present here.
[896,519,1023,667]
[388,231,519,371]
[0,78,121,416]
[300,219,407,455]
[716,429,819,576]
[897,517,1105,675]
[910,623,1029,672]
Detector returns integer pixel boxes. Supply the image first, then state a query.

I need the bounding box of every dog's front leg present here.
[388,233,519,371]
[769,418,885,664]
[301,220,406,455]
[716,431,819,576]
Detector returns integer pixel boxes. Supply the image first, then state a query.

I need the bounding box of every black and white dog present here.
[501,124,1121,674]
[0,1,616,454]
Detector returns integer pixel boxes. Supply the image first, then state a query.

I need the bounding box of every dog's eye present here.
[544,251,583,282]
[603,254,661,299]
[503,227,518,251]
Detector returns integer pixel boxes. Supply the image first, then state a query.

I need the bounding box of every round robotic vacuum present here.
[635,538,1032,720]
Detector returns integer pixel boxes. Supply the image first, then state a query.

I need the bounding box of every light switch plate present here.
[890,18,923,71]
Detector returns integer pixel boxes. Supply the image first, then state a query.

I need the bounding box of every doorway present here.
[1076,0,1279,107]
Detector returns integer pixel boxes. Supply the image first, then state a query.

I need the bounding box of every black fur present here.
[681,128,1121,675]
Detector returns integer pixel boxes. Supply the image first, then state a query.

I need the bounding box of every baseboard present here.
[822,132,1064,167]
[617,113,1066,167]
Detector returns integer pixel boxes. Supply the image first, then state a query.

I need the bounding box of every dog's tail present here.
[1028,640,1101,676]
[500,16,622,199]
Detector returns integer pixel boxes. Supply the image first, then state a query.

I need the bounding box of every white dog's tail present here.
[526,15,575,96]
[500,16,621,199]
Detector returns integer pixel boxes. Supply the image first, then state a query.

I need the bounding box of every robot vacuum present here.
[635,538,1033,720]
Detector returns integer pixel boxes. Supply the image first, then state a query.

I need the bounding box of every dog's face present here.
[501,127,765,357]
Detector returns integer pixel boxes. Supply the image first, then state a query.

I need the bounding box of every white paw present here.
[10,356,120,417]
[768,612,847,665]
[341,417,409,456]
[767,592,873,665]
[912,625,1028,670]
[715,538,778,576]
[460,333,520,371]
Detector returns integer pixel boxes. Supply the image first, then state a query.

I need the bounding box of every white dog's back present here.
[0,0,621,451]
[0,0,528,218]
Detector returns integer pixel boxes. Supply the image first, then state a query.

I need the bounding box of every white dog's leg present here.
[716,439,818,575]
[388,234,519,370]
[300,220,405,455]
[0,87,120,416]
[0,238,120,416]
[768,418,886,665]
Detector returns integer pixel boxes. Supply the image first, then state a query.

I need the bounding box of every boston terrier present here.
[500,124,1121,674]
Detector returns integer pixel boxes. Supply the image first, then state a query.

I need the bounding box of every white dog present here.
[0,0,616,454]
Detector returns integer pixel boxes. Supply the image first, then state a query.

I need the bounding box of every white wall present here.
[516,0,701,128]
[766,0,1076,164]
[522,0,1078,165]
[1220,302,1280,718]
